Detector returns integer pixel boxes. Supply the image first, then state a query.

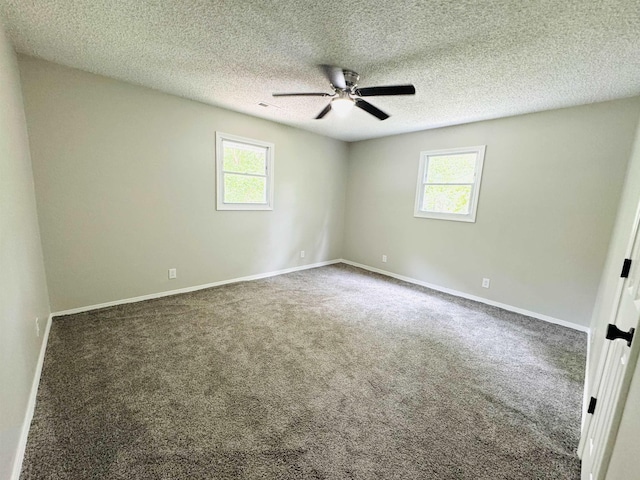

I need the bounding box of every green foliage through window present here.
[222,140,268,204]
[425,154,476,183]
[423,185,471,214]
[415,146,485,221]
[223,142,266,175]
[421,153,478,214]
[224,174,266,204]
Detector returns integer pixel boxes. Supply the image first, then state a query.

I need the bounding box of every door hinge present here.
[606,324,635,347]
[588,396,597,415]
[621,258,632,278]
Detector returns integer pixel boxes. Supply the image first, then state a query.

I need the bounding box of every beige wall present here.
[18,57,348,312]
[343,99,640,327]
[0,24,51,479]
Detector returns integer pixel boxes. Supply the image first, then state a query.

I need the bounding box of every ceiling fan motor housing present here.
[342,70,360,91]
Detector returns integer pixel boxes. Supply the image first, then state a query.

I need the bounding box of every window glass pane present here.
[425,154,477,183]
[422,185,472,214]
[224,173,266,203]
[223,141,266,175]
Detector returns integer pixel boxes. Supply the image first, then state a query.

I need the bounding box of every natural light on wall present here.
[414,145,486,222]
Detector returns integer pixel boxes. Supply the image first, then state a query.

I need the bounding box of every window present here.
[216,132,274,211]
[414,145,486,222]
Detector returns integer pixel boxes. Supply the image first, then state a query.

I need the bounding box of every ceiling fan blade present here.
[355,85,416,96]
[355,98,389,120]
[315,103,332,119]
[321,65,346,90]
[272,92,331,97]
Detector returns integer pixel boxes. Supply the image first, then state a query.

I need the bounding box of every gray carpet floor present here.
[20,264,586,479]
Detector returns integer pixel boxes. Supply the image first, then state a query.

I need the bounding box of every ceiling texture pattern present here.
[1,0,639,141]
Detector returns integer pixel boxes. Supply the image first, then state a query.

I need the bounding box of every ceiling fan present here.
[273,65,416,121]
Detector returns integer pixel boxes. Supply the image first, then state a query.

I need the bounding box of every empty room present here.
[2,1,640,479]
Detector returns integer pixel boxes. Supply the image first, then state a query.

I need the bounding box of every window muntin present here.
[216,133,274,210]
[414,146,485,222]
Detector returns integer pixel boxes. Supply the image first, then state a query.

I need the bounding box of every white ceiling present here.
[1,0,640,142]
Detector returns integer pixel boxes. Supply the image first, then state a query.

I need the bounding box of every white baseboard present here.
[11,313,53,480]
[53,258,590,334]
[53,259,342,316]
[340,259,590,334]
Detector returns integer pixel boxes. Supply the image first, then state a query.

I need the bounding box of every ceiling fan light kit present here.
[273,66,416,121]
[331,92,355,116]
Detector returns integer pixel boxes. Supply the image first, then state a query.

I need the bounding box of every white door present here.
[579,205,640,480]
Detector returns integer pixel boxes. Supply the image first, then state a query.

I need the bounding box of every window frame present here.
[413,145,486,223]
[216,132,274,211]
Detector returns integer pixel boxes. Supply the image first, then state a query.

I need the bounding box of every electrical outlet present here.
[300,250,305,258]
[482,278,491,288]
[168,268,177,279]
[35,317,40,337]
[382,255,388,263]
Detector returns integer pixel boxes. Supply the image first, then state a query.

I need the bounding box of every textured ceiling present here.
[1,0,640,142]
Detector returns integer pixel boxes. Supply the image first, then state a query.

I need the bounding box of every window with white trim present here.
[414,146,486,222]
[216,132,274,211]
